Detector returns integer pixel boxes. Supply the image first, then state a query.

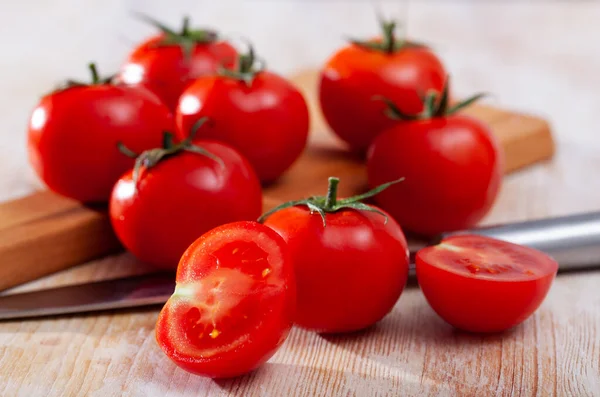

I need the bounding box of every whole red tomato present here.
[156,221,295,378]
[367,86,502,236]
[261,177,409,333]
[119,15,237,111]
[110,122,262,268]
[28,63,173,203]
[176,46,309,183]
[416,234,558,332]
[319,19,447,152]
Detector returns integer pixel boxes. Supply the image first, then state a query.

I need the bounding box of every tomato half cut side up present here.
[155,222,295,378]
[416,234,558,333]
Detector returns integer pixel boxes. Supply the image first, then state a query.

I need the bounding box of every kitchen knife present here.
[1,211,599,321]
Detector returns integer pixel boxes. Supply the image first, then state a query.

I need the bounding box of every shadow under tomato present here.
[212,305,522,394]
[318,322,383,344]
[316,295,520,358]
[307,144,365,162]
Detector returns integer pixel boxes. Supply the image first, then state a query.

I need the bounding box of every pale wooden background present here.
[1,1,600,396]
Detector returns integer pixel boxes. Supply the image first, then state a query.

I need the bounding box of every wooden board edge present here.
[0,206,121,291]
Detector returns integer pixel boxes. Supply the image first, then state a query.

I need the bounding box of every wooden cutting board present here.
[3,72,600,397]
[0,69,554,291]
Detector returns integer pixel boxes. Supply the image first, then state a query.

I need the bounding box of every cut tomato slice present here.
[156,221,295,378]
[416,234,558,333]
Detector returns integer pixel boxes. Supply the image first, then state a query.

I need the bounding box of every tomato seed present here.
[466,264,480,274]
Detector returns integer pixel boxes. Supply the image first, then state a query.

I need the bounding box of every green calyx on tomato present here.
[258,176,404,227]
[59,63,114,91]
[117,117,224,186]
[375,78,487,121]
[218,43,266,86]
[350,16,425,54]
[135,13,219,59]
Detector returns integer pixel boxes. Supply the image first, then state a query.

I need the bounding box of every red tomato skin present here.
[28,85,173,203]
[119,35,237,110]
[416,235,558,333]
[175,72,309,183]
[156,221,296,378]
[264,206,409,333]
[367,115,503,236]
[319,43,446,152]
[109,142,262,269]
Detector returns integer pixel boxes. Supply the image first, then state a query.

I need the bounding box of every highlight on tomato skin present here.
[416,234,558,333]
[155,221,296,379]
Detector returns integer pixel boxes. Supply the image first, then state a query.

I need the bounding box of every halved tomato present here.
[416,234,558,333]
[155,222,296,378]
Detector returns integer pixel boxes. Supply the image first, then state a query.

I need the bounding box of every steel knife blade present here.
[0,272,175,320]
[1,211,599,321]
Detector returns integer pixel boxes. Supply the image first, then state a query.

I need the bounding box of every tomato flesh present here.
[416,234,558,333]
[156,222,295,378]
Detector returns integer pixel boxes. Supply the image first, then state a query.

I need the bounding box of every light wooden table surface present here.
[2,138,600,397]
[2,76,600,396]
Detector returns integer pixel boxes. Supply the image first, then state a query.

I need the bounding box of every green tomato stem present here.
[88,63,100,84]
[218,43,265,86]
[181,16,190,36]
[324,177,340,210]
[381,20,396,54]
[258,177,404,227]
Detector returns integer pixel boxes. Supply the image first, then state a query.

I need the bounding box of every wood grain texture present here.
[0,192,121,291]
[1,72,598,396]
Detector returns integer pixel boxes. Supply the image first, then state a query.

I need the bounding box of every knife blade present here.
[1,211,600,321]
[0,272,175,320]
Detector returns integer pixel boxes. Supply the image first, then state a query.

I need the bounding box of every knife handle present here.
[456,212,600,271]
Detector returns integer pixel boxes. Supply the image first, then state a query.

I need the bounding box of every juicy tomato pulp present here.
[319,42,446,152]
[367,115,503,236]
[109,141,262,269]
[28,85,173,203]
[120,35,237,111]
[264,206,410,333]
[176,72,309,183]
[156,222,295,378]
[416,235,558,333]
